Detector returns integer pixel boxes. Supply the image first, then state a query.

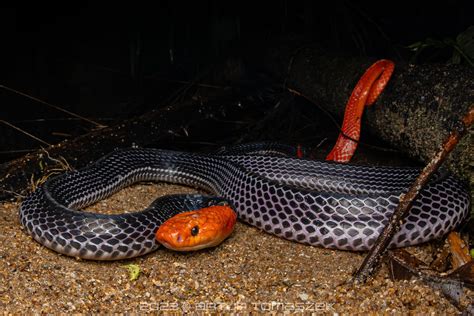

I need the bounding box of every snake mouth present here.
[158,238,227,252]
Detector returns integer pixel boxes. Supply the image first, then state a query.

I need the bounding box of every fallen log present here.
[260,44,473,182]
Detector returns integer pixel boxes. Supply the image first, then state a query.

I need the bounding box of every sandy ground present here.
[0,183,462,313]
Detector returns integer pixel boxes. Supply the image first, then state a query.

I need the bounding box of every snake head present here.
[155,205,237,251]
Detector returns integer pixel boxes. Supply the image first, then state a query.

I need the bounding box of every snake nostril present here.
[176,234,182,243]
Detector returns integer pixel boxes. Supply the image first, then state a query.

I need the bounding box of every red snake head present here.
[155,205,237,251]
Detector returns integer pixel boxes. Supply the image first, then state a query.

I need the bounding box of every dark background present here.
[0,1,472,162]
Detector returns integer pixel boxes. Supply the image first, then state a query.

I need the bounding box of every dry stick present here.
[0,84,106,128]
[0,119,51,146]
[352,105,474,284]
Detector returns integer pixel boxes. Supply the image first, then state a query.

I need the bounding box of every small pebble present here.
[298,293,309,301]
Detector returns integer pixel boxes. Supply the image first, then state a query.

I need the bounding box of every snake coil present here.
[20,147,470,260]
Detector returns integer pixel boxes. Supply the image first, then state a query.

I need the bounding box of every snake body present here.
[19,148,470,260]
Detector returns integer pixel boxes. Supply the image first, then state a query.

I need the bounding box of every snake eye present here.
[191,225,199,236]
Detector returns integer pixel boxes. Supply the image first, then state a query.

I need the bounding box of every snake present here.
[326,59,395,162]
[18,60,470,260]
[19,145,470,260]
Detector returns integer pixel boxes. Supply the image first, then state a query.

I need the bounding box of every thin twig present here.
[352,105,474,284]
[146,76,230,89]
[29,148,73,191]
[0,84,106,128]
[13,117,115,123]
[1,189,26,200]
[0,149,36,154]
[51,132,72,137]
[162,69,213,107]
[287,87,343,131]
[0,119,51,146]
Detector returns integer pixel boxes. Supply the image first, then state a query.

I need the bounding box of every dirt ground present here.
[0,182,464,313]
